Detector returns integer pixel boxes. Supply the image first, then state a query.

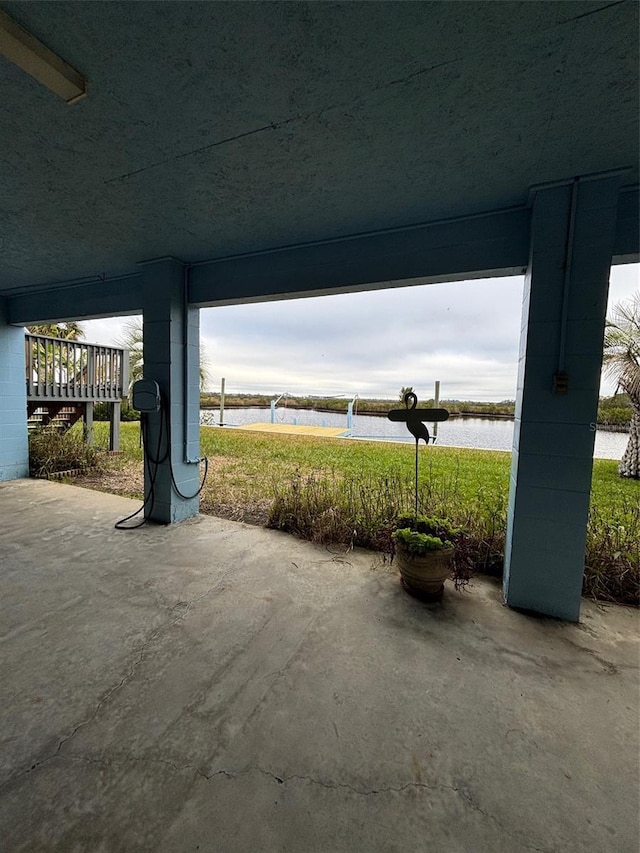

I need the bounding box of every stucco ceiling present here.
[0,0,637,294]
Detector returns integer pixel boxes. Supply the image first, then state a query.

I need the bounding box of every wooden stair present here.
[27,404,85,432]
[24,334,129,450]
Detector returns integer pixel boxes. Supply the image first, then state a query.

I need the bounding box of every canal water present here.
[200,406,629,461]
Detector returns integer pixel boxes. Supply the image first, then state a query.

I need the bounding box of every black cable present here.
[114,411,164,529]
[164,398,209,499]
[169,455,209,500]
[114,395,209,528]
[142,404,170,467]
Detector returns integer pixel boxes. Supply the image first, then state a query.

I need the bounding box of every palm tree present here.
[26,322,85,340]
[26,322,86,385]
[118,318,144,391]
[118,317,210,392]
[603,292,639,479]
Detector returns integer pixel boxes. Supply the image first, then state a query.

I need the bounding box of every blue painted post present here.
[347,401,353,433]
[0,300,28,481]
[140,258,200,523]
[270,400,276,424]
[504,173,624,621]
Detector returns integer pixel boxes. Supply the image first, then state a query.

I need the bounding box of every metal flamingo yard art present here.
[387,391,449,520]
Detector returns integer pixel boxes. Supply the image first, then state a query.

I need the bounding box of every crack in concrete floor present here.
[53,754,552,853]
[0,575,234,792]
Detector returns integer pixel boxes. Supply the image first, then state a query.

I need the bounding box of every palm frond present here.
[603,291,640,405]
[117,315,209,390]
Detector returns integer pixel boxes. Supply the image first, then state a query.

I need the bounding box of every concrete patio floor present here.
[0,479,638,853]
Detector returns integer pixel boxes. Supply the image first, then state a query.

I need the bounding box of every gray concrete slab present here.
[0,479,638,853]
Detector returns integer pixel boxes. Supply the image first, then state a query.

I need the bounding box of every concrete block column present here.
[504,173,623,620]
[0,299,29,481]
[141,258,200,523]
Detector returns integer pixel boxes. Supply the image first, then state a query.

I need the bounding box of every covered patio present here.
[1,3,639,846]
[1,0,638,621]
[1,479,638,851]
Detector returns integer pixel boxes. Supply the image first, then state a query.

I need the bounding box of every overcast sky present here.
[83,264,638,402]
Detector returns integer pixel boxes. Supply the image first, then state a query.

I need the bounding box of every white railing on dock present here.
[25,334,129,402]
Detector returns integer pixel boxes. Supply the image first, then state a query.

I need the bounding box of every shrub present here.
[120,401,140,421]
[93,402,110,421]
[597,394,632,427]
[395,511,460,541]
[392,528,452,554]
[597,405,632,427]
[28,427,101,478]
[93,401,139,421]
[392,514,457,554]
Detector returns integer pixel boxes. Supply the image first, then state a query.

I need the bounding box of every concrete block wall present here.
[141,259,200,523]
[0,300,28,481]
[504,174,623,620]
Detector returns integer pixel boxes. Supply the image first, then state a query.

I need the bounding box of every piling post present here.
[433,381,440,442]
[219,377,225,426]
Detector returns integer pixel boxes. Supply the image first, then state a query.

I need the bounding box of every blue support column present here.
[0,300,28,481]
[141,258,200,523]
[504,173,624,621]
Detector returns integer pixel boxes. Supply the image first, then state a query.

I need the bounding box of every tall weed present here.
[268,467,508,577]
[268,468,639,605]
[29,427,100,478]
[585,500,639,604]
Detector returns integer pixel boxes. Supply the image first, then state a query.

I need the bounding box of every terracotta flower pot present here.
[395,546,454,601]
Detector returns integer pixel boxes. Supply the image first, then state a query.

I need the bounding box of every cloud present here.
[200,276,525,399]
[80,265,638,401]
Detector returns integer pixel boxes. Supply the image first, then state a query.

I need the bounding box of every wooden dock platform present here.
[236,422,348,438]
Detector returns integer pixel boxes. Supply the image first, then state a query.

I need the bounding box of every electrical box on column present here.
[132,379,161,413]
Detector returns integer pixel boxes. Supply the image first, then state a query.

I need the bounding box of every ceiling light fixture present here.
[0,9,87,104]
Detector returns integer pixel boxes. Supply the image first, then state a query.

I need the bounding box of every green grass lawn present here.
[102,422,512,501]
[91,421,637,531]
[86,422,638,603]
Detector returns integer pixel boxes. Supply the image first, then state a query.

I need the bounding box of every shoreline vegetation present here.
[198,392,634,431]
[54,422,638,607]
[95,392,633,431]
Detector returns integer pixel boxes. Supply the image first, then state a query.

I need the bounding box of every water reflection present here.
[200,407,629,461]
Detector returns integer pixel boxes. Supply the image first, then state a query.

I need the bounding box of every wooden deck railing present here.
[25,334,129,402]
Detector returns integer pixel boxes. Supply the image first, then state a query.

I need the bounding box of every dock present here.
[236,422,349,438]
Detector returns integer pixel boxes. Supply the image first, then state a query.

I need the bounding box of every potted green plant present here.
[392,512,460,600]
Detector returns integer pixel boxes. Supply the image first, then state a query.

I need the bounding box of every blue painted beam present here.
[6,273,143,326]
[189,190,637,306]
[4,188,637,324]
[612,187,640,263]
[188,207,532,307]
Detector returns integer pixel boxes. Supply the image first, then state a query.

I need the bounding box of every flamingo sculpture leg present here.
[408,420,430,445]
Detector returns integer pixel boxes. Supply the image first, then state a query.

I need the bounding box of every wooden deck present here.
[236,422,348,437]
[25,333,129,449]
